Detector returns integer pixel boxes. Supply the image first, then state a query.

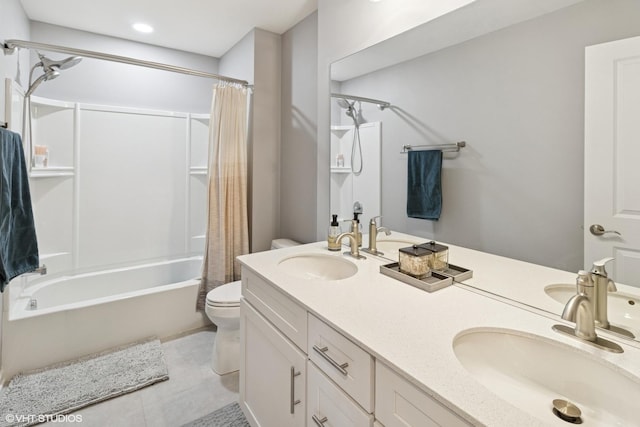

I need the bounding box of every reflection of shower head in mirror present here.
[336,98,360,128]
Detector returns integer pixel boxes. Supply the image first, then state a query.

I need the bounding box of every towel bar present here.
[402,141,466,153]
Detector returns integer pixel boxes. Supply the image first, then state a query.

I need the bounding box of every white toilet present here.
[205,238,299,374]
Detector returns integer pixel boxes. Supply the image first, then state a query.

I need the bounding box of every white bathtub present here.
[1,257,209,381]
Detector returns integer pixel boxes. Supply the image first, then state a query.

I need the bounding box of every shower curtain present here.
[197,83,249,311]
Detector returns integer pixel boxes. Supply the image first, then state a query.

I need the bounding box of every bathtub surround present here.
[199,83,249,311]
[0,338,168,427]
[0,128,38,290]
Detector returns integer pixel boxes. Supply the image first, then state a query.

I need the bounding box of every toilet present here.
[205,238,300,374]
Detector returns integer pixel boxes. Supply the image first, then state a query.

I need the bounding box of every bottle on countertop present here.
[352,212,362,247]
[328,214,342,251]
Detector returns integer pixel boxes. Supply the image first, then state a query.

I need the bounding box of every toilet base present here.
[211,326,240,375]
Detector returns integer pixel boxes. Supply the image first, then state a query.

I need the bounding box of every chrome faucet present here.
[589,257,616,329]
[561,272,597,342]
[553,269,624,353]
[362,216,391,256]
[337,220,366,260]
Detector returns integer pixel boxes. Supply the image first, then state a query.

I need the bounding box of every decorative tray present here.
[436,263,473,282]
[379,262,473,293]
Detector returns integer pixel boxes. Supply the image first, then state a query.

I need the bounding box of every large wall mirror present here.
[329,0,640,338]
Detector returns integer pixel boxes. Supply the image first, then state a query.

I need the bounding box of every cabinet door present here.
[240,299,306,427]
[375,362,470,427]
[307,361,373,427]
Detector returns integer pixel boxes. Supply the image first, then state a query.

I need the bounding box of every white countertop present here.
[237,235,640,426]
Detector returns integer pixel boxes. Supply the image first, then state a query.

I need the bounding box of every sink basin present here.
[453,328,640,426]
[545,284,640,334]
[278,253,357,281]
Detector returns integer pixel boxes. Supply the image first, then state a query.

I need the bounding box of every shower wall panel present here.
[78,108,189,269]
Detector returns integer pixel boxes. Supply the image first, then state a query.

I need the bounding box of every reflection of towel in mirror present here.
[0,128,39,290]
[406,150,443,220]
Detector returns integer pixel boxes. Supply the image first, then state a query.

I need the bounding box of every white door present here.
[584,35,640,287]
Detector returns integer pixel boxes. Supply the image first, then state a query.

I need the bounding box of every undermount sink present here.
[453,328,640,426]
[545,284,640,334]
[278,253,357,281]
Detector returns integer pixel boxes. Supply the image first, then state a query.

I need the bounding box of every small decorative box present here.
[398,244,432,278]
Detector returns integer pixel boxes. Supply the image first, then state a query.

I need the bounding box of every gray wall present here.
[0,0,30,383]
[219,29,283,253]
[280,12,318,243]
[28,22,219,113]
[338,0,640,271]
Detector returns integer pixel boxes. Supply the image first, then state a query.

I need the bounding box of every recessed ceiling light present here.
[133,23,154,33]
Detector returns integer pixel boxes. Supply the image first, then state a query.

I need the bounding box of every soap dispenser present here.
[328,214,341,251]
[353,212,362,247]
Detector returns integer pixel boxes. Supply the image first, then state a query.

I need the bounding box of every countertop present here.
[237,235,640,426]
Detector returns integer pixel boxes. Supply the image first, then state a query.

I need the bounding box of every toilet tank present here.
[271,238,300,249]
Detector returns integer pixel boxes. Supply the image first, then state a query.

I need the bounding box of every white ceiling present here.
[20,0,318,58]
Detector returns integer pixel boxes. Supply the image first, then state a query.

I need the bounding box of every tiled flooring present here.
[44,328,239,427]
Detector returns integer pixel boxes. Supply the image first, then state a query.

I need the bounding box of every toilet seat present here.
[206,280,241,307]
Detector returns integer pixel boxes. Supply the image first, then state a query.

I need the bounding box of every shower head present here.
[38,53,83,71]
[336,98,352,109]
[25,53,82,98]
[25,69,59,97]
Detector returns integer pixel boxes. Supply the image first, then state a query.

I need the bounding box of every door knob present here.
[589,224,621,237]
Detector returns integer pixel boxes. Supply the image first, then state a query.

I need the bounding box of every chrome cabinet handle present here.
[590,224,621,236]
[313,345,349,375]
[290,366,301,414]
[312,415,328,427]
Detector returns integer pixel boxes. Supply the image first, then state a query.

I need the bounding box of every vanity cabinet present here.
[307,361,373,427]
[375,362,469,427]
[240,299,306,427]
[240,270,308,426]
[240,265,471,427]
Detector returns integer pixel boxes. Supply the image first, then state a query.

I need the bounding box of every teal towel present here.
[0,128,39,290]
[406,150,443,220]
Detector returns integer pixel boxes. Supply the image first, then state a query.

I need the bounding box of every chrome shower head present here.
[25,69,59,97]
[38,53,83,71]
[336,98,351,109]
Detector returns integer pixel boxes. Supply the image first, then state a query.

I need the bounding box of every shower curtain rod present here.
[331,93,391,110]
[3,39,250,87]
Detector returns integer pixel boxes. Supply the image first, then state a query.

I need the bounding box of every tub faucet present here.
[362,216,391,256]
[337,220,366,260]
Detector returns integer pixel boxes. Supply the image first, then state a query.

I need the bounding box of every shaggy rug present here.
[0,338,168,427]
[182,402,249,427]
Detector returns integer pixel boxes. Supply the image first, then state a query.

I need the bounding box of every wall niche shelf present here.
[330,167,352,174]
[30,166,75,179]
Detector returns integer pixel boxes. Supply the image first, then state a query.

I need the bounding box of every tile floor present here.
[44,327,239,427]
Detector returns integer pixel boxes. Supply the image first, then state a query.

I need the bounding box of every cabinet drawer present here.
[375,361,470,427]
[308,314,374,412]
[307,361,373,427]
[242,267,307,350]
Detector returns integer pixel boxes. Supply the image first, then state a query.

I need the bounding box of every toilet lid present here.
[206,280,241,306]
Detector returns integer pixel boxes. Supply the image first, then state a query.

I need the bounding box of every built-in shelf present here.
[30,166,75,179]
[189,167,208,176]
[331,167,352,174]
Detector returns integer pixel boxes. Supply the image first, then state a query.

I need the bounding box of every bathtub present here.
[1,257,209,381]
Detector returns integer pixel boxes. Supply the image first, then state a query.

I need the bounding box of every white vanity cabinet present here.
[375,362,470,427]
[240,270,308,427]
[240,264,471,427]
[307,362,373,427]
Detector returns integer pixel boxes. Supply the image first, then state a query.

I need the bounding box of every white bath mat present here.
[0,337,169,427]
